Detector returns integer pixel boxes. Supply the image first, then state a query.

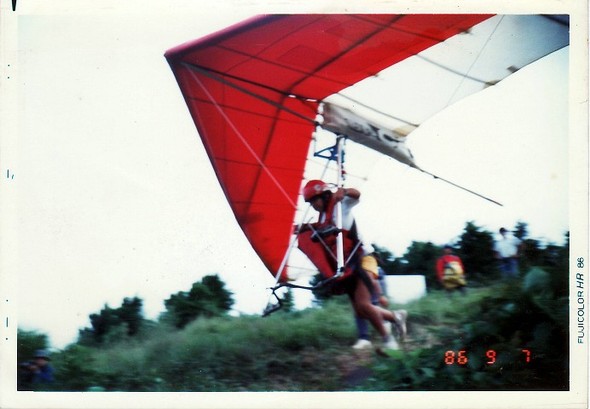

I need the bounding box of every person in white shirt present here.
[494,227,523,278]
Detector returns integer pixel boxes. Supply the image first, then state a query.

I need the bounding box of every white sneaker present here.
[381,335,399,351]
[393,310,408,340]
[352,339,373,350]
[383,321,392,336]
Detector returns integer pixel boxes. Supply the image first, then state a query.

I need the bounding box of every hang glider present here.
[165,14,569,285]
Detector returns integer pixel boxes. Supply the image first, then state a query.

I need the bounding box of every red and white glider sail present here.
[165,14,568,281]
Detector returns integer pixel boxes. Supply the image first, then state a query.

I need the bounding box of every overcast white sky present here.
[0,1,586,355]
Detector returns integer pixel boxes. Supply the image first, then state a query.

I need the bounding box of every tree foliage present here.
[117,297,143,336]
[163,274,234,328]
[281,288,295,313]
[19,221,570,392]
[513,220,529,240]
[17,329,49,365]
[372,244,404,275]
[78,296,145,345]
[402,241,439,272]
[371,221,567,292]
[456,221,497,283]
[43,271,569,391]
[17,329,52,391]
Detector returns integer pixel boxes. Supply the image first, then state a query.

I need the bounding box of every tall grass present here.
[49,270,568,391]
[52,300,357,391]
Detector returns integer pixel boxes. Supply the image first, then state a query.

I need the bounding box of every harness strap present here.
[318,195,377,296]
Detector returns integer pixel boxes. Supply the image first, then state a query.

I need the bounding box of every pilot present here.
[300,179,407,353]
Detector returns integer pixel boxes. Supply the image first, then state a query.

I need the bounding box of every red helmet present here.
[303,179,328,202]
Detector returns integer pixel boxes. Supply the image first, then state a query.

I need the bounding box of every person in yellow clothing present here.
[436,245,467,294]
[300,180,407,352]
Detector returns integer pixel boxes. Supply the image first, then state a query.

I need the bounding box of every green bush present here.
[17,329,49,365]
[45,264,568,392]
[362,268,568,391]
[50,345,103,391]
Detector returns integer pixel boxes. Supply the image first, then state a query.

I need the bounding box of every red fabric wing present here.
[165,14,491,281]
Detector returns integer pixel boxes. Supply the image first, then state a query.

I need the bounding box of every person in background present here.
[494,227,523,278]
[18,349,54,390]
[436,245,467,294]
[353,258,407,350]
[32,349,54,385]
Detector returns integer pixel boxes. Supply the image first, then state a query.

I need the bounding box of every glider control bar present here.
[263,275,344,317]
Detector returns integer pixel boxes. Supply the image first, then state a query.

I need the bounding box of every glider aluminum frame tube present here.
[335,136,345,274]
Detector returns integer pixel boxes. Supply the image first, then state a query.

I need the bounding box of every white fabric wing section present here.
[322,15,568,166]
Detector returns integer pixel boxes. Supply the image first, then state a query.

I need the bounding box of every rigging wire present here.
[263,147,335,312]
[187,69,298,210]
[443,15,504,109]
[419,169,503,207]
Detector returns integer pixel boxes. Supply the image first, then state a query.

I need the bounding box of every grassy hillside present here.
[45,270,568,392]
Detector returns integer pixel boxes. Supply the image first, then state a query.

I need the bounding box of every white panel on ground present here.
[384,275,427,304]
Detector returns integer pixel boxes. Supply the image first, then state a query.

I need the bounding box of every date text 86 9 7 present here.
[444,349,531,365]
